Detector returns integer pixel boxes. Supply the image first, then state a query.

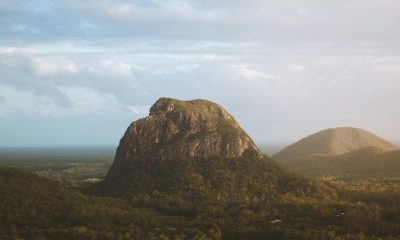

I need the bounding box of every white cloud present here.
[158,0,224,21]
[289,64,306,72]
[232,64,280,82]
[375,64,400,75]
[126,105,149,115]
[106,2,138,15]
[12,23,40,34]
[152,63,200,75]
[0,84,129,117]
[200,54,217,60]
[0,47,37,54]
[0,84,61,117]
[77,0,225,24]
[86,60,136,77]
[32,57,78,76]
[78,1,151,22]
[58,86,121,114]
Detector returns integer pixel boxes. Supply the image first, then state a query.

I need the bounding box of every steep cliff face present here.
[106,98,260,181]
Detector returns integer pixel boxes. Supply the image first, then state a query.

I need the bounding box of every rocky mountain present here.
[273,127,399,176]
[92,98,333,200]
[105,98,259,181]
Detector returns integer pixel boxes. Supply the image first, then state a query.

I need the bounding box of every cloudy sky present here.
[1,0,400,147]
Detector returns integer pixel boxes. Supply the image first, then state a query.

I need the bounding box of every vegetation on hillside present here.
[1,154,400,239]
[0,167,217,239]
[279,147,400,177]
[90,150,400,239]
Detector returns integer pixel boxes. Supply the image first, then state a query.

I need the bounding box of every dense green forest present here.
[2,152,400,239]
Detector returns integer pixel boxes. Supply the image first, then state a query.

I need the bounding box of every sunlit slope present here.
[274,127,399,176]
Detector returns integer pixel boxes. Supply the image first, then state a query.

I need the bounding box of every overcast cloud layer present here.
[1,0,400,147]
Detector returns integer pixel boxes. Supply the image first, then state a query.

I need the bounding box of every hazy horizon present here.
[1,139,399,156]
[1,0,400,147]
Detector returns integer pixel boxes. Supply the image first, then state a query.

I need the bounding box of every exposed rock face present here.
[273,127,398,162]
[106,98,260,181]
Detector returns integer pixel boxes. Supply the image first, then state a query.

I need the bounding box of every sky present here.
[1,0,400,147]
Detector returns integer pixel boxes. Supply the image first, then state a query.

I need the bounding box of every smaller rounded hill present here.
[273,127,397,162]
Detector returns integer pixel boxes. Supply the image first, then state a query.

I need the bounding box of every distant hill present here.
[273,127,399,177]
